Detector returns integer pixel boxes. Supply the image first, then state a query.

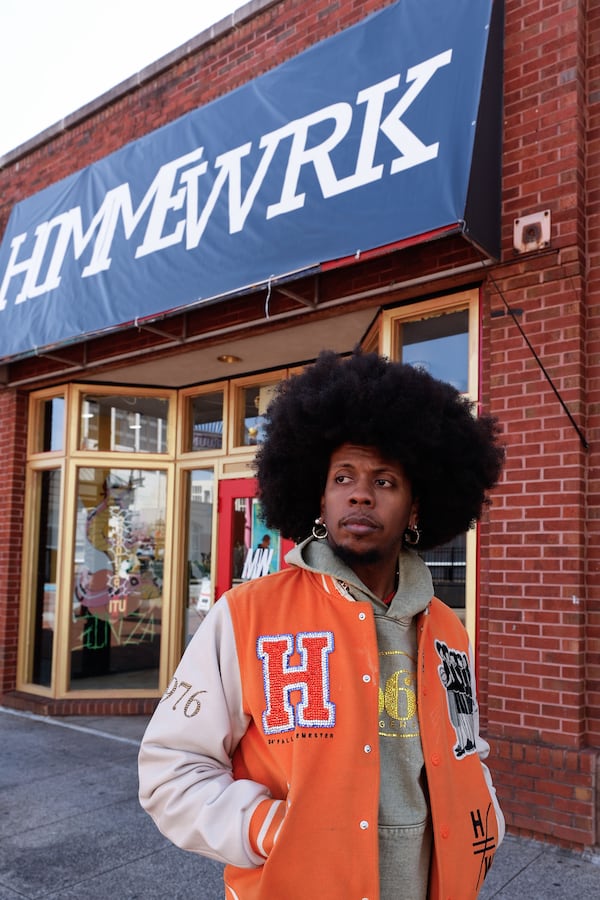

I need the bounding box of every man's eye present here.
[335,474,350,483]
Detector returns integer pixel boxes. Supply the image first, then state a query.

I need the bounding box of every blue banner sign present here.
[0,0,501,361]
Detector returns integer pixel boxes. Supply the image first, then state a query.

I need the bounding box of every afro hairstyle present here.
[254,349,504,550]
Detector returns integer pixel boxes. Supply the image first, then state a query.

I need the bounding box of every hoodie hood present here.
[286,537,433,620]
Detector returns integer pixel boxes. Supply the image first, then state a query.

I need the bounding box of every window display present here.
[71,467,166,689]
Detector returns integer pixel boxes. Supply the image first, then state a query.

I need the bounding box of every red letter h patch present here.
[257,631,336,734]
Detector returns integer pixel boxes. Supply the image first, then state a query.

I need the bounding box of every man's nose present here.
[349,478,374,504]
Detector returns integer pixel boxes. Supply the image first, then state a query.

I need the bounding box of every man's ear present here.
[409,498,419,528]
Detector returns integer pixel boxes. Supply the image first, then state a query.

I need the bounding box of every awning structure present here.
[0,0,503,363]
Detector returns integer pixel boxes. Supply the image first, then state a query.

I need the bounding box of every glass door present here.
[216,478,294,601]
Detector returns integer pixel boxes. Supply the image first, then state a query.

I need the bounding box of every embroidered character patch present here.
[435,639,477,759]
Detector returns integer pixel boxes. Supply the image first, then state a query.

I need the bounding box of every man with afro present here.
[139,349,506,900]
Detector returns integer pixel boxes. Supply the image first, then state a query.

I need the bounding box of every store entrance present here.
[216,478,294,601]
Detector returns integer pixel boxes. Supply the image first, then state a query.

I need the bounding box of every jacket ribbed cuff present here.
[248,798,286,859]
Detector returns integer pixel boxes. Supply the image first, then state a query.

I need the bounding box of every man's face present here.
[320,443,417,569]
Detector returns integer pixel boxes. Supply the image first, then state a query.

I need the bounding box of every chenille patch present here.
[257,631,336,734]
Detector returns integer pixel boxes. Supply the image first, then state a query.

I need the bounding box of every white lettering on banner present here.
[265,102,354,218]
[0,50,453,313]
[0,149,207,308]
[135,148,207,258]
[384,50,453,173]
[182,140,279,248]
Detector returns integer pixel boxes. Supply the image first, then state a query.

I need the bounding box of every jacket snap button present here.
[364,744,372,753]
[441,825,450,839]
[362,674,371,683]
[359,820,369,830]
[358,612,366,620]
[431,753,441,766]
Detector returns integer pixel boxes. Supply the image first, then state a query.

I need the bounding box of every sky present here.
[0,0,247,157]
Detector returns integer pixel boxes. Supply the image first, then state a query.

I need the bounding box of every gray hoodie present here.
[287,537,435,900]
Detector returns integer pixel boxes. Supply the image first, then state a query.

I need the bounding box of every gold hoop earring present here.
[404,524,421,547]
[312,517,328,540]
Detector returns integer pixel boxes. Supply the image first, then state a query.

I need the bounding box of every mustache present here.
[339,513,380,528]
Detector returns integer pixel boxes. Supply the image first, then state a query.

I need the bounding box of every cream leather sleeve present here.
[470,645,506,846]
[138,596,273,868]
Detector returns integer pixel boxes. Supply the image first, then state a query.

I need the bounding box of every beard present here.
[330,540,382,569]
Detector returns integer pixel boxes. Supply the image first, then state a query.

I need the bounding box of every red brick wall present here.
[584,0,600,755]
[0,388,27,694]
[485,256,587,747]
[492,738,597,847]
[478,0,598,850]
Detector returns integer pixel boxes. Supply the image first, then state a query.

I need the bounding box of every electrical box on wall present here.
[513,210,551,253]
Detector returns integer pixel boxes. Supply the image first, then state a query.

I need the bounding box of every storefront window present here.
[41,398,65,452]
[420,534,466,623]
[185,469,214,644]
[236,381,279,446]
[30,469,62,687]
[400,310,469,393]
[70,467,166,690]
[186,392,224,452]
[402,312,469,617]
[79,394,169,452]
[383,293,477,639]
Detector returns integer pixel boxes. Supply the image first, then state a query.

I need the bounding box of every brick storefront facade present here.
[0,0,598,853]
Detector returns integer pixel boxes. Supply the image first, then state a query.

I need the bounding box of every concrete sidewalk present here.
[1,707,598,899]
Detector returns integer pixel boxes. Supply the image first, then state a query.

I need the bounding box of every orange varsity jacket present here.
[138,565,503,900]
